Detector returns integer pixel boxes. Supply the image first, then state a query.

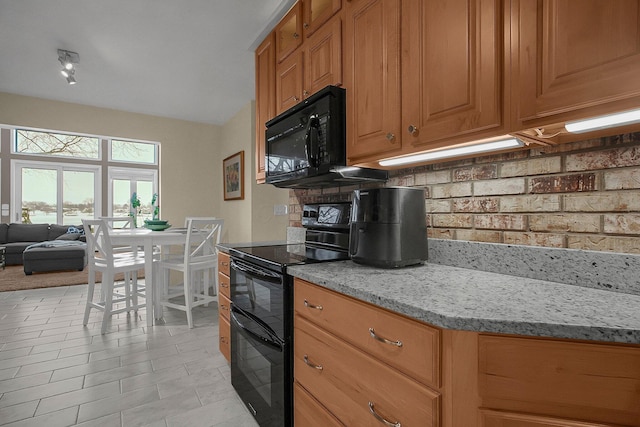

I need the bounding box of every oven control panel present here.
[302,203,351,230]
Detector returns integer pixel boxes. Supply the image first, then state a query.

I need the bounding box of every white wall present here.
[218,100,290,243]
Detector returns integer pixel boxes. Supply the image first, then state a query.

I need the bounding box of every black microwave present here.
[265,85,387,188]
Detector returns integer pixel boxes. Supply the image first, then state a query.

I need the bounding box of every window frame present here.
[11,159,102,224]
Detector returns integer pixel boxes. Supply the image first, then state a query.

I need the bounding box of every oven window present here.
[231,308,286,427]
[231,265,285,339]
[235,327,279,404]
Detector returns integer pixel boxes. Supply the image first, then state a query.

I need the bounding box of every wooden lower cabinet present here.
[480,409,617,427]
[294,278,441,426]
[218,315,230,363]
[217,252,231,363]
[294,278,640,427]
[295,316,440,427]
[295,278,440,388]
[478,335,640,426]
[294,382,345,427]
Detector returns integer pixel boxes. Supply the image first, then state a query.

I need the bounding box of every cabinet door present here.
[295,316,440,427]
[219,315,230,362]
[217,252,230,276]
[294,382,345,427]
[255,34,276,184]
[276,49,304,114]
[344,0,402,163]
[479,335,640,426]
[304,14,342,97]
[512,0,640,129]
[402,0,506,149]
[276,2,303,63]
[481,409,618,427]
[303,0,342,37]
[295,278,441,389]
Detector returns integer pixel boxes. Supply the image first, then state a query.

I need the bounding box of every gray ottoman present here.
[23,245,87,275]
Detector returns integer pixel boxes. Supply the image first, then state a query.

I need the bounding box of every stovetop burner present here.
[228,243,349,273]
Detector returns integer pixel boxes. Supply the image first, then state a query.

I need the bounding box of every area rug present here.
[0,265,140,292]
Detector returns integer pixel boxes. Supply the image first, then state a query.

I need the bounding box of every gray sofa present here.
[0,223,87,274]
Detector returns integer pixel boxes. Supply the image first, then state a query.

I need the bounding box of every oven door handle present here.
[231,308,283,352]
[231,259,282,283]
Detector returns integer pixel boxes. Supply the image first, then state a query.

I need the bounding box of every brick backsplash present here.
[289,133,640,254]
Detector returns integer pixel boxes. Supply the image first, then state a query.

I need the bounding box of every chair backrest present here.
[183,216,218,228]
[100,217,133,229]
[184,218,224,267]
[82,219,115,266]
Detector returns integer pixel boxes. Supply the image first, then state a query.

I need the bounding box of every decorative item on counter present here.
[151,193,159,220]
[129,192,141,228]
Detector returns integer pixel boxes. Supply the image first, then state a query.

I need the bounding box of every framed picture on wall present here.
[223,150,244,201]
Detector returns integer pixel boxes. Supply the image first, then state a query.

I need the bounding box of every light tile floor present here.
[0,283,259,427]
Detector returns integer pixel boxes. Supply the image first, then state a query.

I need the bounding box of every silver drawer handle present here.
[304,299,323,310]
[369,328,403,347]
[368,402,401,427]
[303,354,323,370]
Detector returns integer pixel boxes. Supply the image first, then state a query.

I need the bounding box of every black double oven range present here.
[228,203,351,427]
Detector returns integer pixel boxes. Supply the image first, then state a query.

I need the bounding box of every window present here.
[111,139,157,164]
[109,168,158,223]
[13,160,101,225]
[3,126,160,225]
[15,129,100,159]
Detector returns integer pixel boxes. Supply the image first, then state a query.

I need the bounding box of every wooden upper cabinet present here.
[276,2,303,63]
[512,0,640,129]
[255,33,276,184]
[402,0,507,149]
[276,49,304,114]
[304,14,342,96]
[303,0,342,37]
[344,0,402,164]
[276,13,342,115]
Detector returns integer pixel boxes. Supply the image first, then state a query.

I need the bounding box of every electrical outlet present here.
[273,204,288,216]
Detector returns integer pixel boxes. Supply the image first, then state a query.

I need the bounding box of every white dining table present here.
[109,227,188,328]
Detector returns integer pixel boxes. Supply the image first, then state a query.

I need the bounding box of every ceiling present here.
[0,0,295,125]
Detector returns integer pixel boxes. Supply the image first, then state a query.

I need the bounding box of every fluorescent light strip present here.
[379,137,523,167]
[565,108,640,133]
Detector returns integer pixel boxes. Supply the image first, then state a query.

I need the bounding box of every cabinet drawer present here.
[219,315,230,363]
[479,335,640,426]
[217,252,230,276]
[295,316,440,427]
[295,382,345,427]
[218,272,230,299]
[218,293,230,322]
[480,409,617,427]
[295,278,440,388]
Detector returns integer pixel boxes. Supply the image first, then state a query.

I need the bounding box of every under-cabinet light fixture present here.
[378,137,524,167]
[565,108,640,133]
[57,49,79,85]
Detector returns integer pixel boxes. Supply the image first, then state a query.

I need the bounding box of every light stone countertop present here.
[288,260,640,344]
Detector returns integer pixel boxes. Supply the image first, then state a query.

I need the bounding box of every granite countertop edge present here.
[288,261,640,345]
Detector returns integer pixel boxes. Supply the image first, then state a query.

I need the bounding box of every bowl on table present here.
[144,220,171,231]
[144,219,168,225]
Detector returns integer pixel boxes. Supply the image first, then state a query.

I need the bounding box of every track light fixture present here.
[57,49,79,85]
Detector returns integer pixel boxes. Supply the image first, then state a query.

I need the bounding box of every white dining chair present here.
[158,218,224,328]
[82,219,147,334]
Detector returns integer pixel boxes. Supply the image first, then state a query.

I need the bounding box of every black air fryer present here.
[349,187,428,268]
